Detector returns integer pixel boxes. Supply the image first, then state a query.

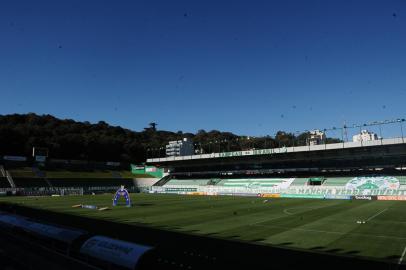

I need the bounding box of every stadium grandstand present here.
[147,137,406,199]
[0,158,152,196]
[2,133,406,269]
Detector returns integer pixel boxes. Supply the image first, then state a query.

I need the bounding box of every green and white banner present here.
[281,194,325,199]
[345,176,400,190]
[131,164,163,178]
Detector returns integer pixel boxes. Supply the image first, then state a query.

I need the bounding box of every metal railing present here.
[0,165,5,177]
[5,171,16,188]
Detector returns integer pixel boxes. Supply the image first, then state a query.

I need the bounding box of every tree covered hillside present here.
[0,113,340,162]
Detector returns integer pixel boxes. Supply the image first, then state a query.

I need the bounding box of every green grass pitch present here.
[1,193,406,264]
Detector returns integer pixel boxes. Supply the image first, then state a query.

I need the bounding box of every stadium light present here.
[213,116,406,152]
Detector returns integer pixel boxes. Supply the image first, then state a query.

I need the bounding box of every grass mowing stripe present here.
[140,197,295,226]
[131,198,258,222]
[249,201,341,226]
[201,200,337,230]
[252,223,406,240]
[212,200,347,240]
[178,199,329,232]
[2,194,406,263]
[283,203,339,216]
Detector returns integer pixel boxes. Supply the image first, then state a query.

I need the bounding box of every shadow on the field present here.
[251,238,266,242]
[183,229,201,233]
[385,255,401,260]
[133,203,154,207]
[204,232,218,236]
[310,246,324,250]
[325,248,343,253]
[278,242,293,246]
[344,250,360,255]
[1,203,403,270]
[155,225,183,231]
[160,224,181,230]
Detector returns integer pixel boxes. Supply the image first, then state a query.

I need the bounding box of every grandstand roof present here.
[146,137,406,173]
[148,137,405,163]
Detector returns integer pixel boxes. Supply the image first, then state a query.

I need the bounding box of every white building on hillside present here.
[307,130,326,145]
[352,130,379,142]
[165,138,194,157]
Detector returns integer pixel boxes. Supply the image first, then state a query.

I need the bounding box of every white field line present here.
[283,206,328,216]
[251,223,406,241]
[399,245,406,265]
[366,208,388,222]
[252,203,339,225]
[249,214,291,226]
[283,202,341,216]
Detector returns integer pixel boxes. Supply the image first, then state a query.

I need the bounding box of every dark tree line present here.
[0,113,341,162]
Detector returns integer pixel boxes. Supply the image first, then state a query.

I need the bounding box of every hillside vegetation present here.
[0,113,340,162]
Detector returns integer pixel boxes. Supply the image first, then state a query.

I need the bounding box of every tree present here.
[0,113,341,162]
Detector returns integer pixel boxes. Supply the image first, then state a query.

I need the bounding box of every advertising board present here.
[281,194,325,199]
[352,195,377,200]
[377,195,406,201]
[261,193,281,198]
[3,156,27,161]
[325,195,351,200]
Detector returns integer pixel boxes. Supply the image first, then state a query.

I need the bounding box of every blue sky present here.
[0,0,405,137]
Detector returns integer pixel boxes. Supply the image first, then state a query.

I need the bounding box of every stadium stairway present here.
[289,178,309,186]
[0,166,10,187]
[322,177,351,186]
[0,165,5,177]
[5,171,16,188]
[153,175,172,186]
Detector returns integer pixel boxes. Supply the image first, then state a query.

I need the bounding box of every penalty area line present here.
[366,208,388,222]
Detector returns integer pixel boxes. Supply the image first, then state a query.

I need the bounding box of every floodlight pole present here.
[341,127,345,148]
[359,126,363,147]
